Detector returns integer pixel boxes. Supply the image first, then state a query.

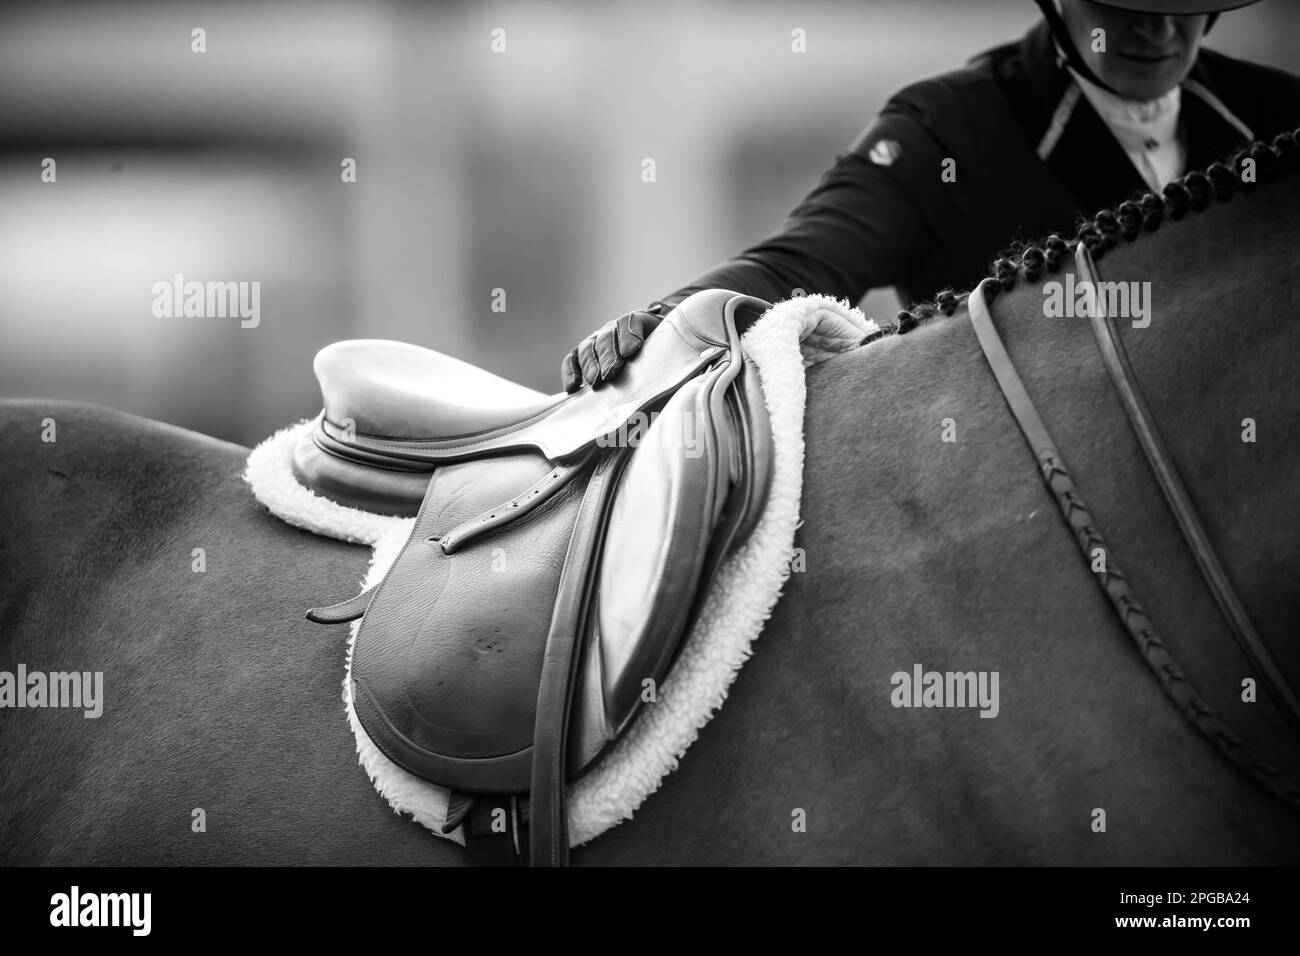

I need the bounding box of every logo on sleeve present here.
[868,139,902,166]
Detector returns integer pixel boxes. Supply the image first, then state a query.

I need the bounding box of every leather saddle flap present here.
[350,448,576,793]
[349,364,770,793]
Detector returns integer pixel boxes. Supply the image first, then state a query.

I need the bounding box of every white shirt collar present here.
[1061,61,1186,191]
[1068,65,1181,129]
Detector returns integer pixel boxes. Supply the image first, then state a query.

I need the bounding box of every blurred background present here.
[2,0,1297,445]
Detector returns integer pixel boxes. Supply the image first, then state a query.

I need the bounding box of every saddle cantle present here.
[300,289,775,865]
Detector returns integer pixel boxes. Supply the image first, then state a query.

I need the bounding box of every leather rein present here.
[969,243,1300,812]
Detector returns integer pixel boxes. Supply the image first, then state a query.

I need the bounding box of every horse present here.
[2,135,1298,865]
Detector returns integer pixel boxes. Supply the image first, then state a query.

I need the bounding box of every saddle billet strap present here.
[304,460,592,623]
[306,587,373,625]
[438,459,589,555]
[969,281,1300,814]
[528,451,628,867]
[1076,245,1300,740]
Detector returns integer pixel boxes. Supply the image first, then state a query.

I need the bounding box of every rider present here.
[562,0,1300,391]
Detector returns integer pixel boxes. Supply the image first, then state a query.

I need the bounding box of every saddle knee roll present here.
[569,359,767,766]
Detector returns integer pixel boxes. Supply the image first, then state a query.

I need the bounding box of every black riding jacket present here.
[654,20,1300,314]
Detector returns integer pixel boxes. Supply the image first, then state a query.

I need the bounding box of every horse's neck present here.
[987,173,1300,640]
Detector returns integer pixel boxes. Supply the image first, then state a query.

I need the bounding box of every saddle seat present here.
[313,339,559,441]
[293,289,764,516]
[301,289,775,865]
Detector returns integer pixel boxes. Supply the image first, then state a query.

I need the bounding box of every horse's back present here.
[0,401,463,865]
[4,304,1298,863]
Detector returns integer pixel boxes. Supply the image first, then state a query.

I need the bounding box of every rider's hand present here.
[561,308,664,393]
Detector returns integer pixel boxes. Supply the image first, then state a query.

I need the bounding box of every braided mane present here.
[875,124,1300,340]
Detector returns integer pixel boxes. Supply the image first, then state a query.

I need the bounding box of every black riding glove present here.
[561,308,665,393]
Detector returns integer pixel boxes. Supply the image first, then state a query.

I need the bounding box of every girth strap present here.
[528,452,627,866]
[1076,244,1300,739]
[462,796,526,867]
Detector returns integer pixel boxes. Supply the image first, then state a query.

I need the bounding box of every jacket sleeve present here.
[648,101,950,313]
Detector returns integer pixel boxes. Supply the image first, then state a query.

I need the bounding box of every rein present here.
[968,249,1300,813]
[1077,245,1300,739]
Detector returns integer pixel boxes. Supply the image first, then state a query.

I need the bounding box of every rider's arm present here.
[564,102,951,390]
[649,105,947,315]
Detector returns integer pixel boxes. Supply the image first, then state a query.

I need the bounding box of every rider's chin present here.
[1118,50,1177,65]
[1106,61,1180,99]
[1115,50,1182,81]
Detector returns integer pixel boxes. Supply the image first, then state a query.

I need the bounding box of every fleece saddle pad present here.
[244,294,875,848]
